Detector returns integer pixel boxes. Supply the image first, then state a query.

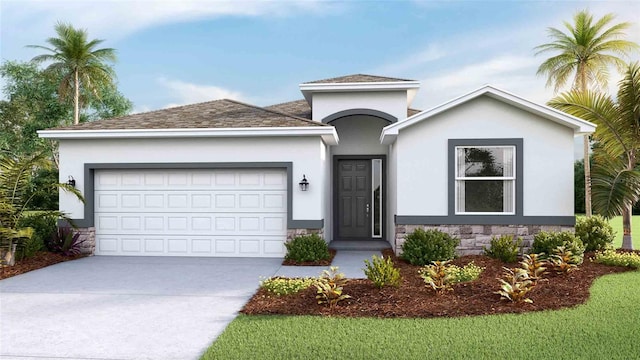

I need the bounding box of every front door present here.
[337,159,371,239]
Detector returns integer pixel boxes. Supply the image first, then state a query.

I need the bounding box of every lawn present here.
[203,270,640,359]
[608,215,640,248]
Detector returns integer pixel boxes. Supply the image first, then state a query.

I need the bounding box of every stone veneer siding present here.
[395,224,575,256]
[74,227,96,255]
[287,228,325,242]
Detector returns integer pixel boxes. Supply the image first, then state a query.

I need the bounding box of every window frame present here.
[448,138,523,219]
[454,145,516,215]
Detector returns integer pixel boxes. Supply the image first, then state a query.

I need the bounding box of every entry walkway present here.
[274,250,383,279]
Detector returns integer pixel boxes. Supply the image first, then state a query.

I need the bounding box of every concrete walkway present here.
[0,250,380,360]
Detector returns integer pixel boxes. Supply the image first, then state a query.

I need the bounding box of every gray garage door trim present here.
[65,162,323,229]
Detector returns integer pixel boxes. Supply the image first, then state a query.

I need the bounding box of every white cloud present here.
[374,44,446,75]
[157,77,244,108]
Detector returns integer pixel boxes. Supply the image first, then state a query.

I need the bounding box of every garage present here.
[94,168,287,257]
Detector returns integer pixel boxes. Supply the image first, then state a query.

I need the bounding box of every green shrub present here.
[284,234,330,263]
[400,228,459,266]
[449,262,484,283]
[315,267,351,308]
[260,277,314,296]
[594,250,640,269]
[530,231,584,258]
[363,255,402,288]
[16,213,57,259]
[484,235,522,263]
[575,215,615,252]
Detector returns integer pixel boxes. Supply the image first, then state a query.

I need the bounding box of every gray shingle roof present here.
[265,100,312,119]
[303,74,416,84]
[52,99,328,130]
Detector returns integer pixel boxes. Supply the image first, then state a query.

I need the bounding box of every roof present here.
[380,85,597,145]
[266,99,422,119]
[265,100,312,119]
[51,99,328,131]
[302,74,416,84]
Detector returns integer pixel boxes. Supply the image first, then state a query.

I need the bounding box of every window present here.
[372,159,382,237]
[455,146,515,214]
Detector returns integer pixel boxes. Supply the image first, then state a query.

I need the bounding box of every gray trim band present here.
[448,138,524,218]
[395,215,575,226]
[322,109,397,124]
[67,162,323,229]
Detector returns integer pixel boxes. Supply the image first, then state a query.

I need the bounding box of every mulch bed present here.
[282,249,337,266]
[243,249,634,318]
[0,251,86,280]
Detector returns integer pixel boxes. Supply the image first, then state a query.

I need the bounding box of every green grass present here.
[202,271,640,360]
[607,215,640,249]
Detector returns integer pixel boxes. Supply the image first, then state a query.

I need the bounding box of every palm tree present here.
[28,22,117,125]
[535,10,638,217]
[548,62,640,250]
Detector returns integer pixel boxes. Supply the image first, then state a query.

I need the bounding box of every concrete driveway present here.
[0,256,284,360]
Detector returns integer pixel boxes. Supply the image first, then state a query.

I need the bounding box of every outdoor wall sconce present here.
[299,175,309,191]
[67,176,76,188]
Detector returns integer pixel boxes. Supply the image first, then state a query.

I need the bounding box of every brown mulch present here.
[282,249,337,266]
[0,252,86,280]
[243,249,634,318]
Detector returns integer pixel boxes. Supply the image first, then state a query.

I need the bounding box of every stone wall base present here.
[287,228,325,242]
[395,224,574,256]
[74,227,96,255]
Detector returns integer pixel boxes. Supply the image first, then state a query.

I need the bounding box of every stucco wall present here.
[58,136,327,224]
[395,96,575,217]
[312,91,408,122]
[330,115,389,156]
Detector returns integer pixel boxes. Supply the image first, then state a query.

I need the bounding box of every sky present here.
[1,0,640,157]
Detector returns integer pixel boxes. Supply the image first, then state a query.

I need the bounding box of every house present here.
[38,74,596,257]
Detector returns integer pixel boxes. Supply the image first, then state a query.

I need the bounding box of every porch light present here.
[299,175,309,191]
[67,176,76,188]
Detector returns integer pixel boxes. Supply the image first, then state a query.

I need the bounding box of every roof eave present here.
[38,126,340,145]
[300,81,421,104]
[382,85,596,137]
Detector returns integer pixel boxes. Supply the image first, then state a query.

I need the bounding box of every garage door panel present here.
[95,191,286,213]
[97,213,286,235]
[94,169,287,257]
[94,235,285,257]
[95,170,286,191]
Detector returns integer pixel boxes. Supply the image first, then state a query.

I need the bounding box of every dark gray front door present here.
[337,159,371,239]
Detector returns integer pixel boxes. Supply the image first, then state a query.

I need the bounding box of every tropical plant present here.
[400,228,459,266]
[363,255,401,288]
[520,254,548,282]
[419,261,483,294]
[535,10,638,217]
[315,267,351,308]
[46,226,85,256]
[550,246,583,273]
[484,235,522,263]
[549,63,640,249]
[0,152,83,261]
[28,22,118,125]
[496,267,534,303]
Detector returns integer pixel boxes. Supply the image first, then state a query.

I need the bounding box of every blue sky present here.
[2,0,639,119]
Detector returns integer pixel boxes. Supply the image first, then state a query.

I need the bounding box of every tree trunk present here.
[74,69,80,125]
[584,137,592,216]
[622,202,633,250]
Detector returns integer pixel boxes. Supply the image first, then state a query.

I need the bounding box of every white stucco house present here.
[38,74,596,257]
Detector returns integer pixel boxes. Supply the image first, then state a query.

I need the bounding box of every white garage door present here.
[94,169,287,257]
